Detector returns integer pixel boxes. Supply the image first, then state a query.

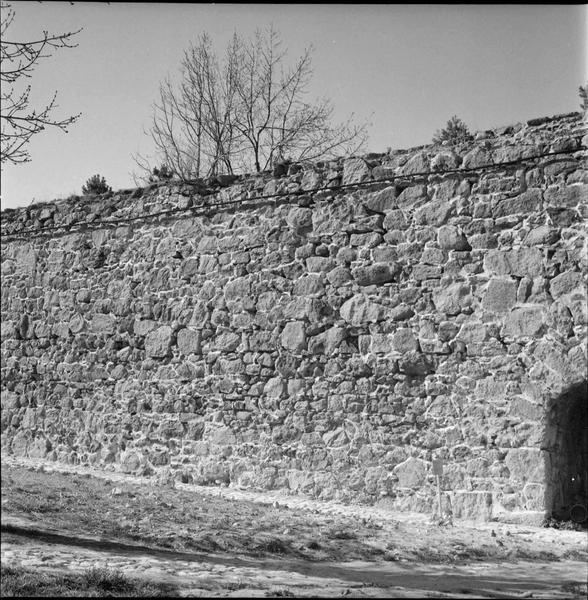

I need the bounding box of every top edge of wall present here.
[1,110,585,218]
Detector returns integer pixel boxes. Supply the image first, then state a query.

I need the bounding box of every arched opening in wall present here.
[544,381,588,526]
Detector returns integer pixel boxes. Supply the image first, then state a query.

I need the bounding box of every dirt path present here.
[2,456,587,598]
[2,517,586,598]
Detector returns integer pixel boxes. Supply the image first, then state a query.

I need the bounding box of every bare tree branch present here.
[0,2,82,165]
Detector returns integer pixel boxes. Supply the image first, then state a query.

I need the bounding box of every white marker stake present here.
[432,458,444,518]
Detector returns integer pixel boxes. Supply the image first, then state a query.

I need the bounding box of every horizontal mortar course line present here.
[1,147,584,243]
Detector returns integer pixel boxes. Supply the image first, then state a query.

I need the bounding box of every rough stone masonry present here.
[1,112,587,524]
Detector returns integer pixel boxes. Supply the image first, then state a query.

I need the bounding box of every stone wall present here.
[1,112,587,522]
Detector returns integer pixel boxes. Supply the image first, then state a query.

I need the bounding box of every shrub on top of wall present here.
[82,174,112,196]
[432,115,473,145]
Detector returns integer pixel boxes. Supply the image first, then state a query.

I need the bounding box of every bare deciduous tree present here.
[231,27,368,174]
[134,33,240,182]
[0,2,81,165]
[134,26,369,182]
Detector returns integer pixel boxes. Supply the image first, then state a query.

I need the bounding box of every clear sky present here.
[1,2,586,209]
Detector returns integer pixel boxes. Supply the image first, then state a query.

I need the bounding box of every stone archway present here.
[544,381,588,525]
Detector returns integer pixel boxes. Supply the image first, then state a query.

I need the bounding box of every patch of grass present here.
[81,567,134,593]
[543,517,586,532]
[226,580,249,591]
[561,582,588,597]
[254,537,290,555]
[269,589,295,597]
[562,548,588,560]
[411,545,502,564]
[515,548,559,562]
[0,565,175,597]
[329,529,357,540]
